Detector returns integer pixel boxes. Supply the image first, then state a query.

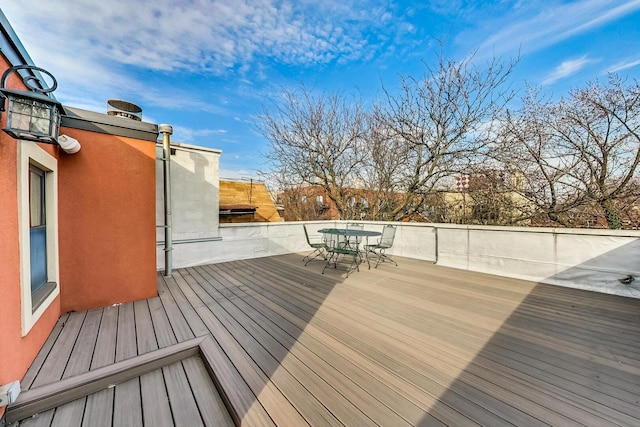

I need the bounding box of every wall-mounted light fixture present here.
[0,65,64,144]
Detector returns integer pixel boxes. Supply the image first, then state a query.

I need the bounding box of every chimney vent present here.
[107,99,142,121]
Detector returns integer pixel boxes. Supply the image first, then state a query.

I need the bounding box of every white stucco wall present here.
[156,142,221,270]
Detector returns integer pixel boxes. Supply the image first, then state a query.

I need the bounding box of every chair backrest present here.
[323,231,338,248]
[379,225,396,248]
[303,224,312,245]
[346,223,364,244]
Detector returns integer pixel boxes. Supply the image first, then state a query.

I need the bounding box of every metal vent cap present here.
[107,99,142,121]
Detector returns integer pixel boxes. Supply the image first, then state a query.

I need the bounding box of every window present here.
[18,142,59,336]
[316,195,323,204]
[29,165,56,311]
[301,195,307,203]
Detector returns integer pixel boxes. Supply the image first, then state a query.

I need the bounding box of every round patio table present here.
[317,228,381,238]
[317,228,381,274]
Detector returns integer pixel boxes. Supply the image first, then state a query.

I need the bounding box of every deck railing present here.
[157,221,640,298]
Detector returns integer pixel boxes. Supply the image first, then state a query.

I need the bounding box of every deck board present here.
[164,362,203,426]
[14,254,640,426]
[31,312,85,388]
[208,262,436,426]
[174,271,279,426]
[213,265,452,425]
[215,259,515,426]
[193,264,383,426]
[185,267,338,426]
[81,305,118,427]
[112,302,142,427]
[134,299,174,427]
[20,313,69,390]
[47,309,104,427]
[182,356,236,426]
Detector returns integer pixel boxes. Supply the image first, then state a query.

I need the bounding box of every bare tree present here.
[275,187,331,221]
[556,75,640,229]
[356,108,412,220]
[612,183,640,228]
[259,51,517,223]
[258,86,369,220]
[261,170,329,221]
[376,50,517,220]
[496,87,586,226]
[461,167,524,225]
[498,77,640,229]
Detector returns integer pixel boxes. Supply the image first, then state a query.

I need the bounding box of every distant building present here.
[277,185,376,221]
[276,170,534,225]
[277,185,336,221]
[219,179,282,223]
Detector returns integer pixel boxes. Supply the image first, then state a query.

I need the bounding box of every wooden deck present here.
[8,254,640,426]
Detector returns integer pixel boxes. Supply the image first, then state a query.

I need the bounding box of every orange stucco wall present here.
[0,51,157,411]
[0,55,61,412]
[0,133,61,415]
[57,128,158,312]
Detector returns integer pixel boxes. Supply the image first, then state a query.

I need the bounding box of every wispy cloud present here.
[542,56,593,85]
[2,0,403,113]
[219,167,260,180]
[472,0,640,60]
[607,57,640,73]
[171,126,228,144]
[3,0,397,73]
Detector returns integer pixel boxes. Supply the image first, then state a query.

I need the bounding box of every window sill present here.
[32,282,57,314]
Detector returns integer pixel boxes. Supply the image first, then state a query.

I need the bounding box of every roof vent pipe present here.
[159,124,173,276]
[107,99,142,121]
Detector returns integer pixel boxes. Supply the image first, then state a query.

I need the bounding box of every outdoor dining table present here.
[317,228,381,240]
[317,228,381,274]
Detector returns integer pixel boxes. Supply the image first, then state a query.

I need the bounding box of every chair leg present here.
[374,248,397,268]
[345,252,359,277]
[303,248,315,263]
[323,250,359,277]
[366,248,381,269]
[322,250,335,274]
[304,247,327,266]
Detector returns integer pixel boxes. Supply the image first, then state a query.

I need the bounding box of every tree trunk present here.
[601,198,622,229]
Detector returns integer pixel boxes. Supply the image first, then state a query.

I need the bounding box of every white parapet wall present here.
[158,221,438,269]
[158,221,322,269]
[435,224,640,298]
[158,219,640,298]
[213,221,439,264]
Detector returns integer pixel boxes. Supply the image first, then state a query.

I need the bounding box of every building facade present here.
[0,11,159,414]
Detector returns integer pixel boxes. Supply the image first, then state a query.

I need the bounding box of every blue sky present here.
[2,1,640,178]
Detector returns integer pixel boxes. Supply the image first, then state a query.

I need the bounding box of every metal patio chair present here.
[344,222,364,249]
[322,230,360,277]
[302,224,328,266]
[364,224,398,269]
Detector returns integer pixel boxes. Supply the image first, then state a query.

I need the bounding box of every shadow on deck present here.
[7,253,640,426]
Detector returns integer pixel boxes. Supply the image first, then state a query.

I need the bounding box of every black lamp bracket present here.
[0,65,58,111]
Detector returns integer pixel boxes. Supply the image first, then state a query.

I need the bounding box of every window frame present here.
[18,141,59,336]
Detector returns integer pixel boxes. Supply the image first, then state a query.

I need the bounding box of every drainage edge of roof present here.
[61,106,159,142]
